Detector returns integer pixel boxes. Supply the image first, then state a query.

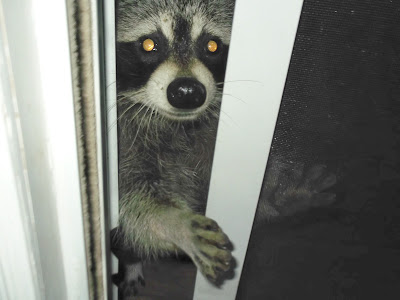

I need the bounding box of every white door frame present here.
[0,0,90,299]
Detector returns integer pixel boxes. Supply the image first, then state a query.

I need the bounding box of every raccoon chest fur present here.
[118,111,219,213]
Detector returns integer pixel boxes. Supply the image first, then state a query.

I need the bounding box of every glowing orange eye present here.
[207,40,218,53]
[142,38,155,51]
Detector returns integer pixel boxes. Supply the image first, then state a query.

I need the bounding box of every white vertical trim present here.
[1,0,90,298]
[193,0,304,299]
[30,1,90,298]
[30,1,89,297]
[103,0,119,299]
[0,2,43,297]
[0,107,42,300]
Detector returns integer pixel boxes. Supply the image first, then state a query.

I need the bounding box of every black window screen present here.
[237,1,400,299]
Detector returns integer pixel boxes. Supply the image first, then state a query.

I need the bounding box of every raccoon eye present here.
[207,40,218,53]
[142,38,156,52]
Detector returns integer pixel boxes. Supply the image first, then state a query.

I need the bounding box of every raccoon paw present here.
[184,214,234,285]
[272,164,336,217]
[113,262,145,298]
[119,280,138,299]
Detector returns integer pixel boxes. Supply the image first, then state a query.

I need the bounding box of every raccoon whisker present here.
[126,101,152,130]
[126,73,143,77]
[127,112,145,136]
[219,109,237,125]
[120,102,151,138]
[144,106,156,143]
[208,101,220,110]
[117,92,141,101]
[210,110,220,120]
[108,102,139,132]
[222,93,247,104]
[118,89,147,102]
[174,122,181,136]
[208,99,223,108]
[164,115,173,131]
[123,72,147,78]
[128,106,151,151]
[106,102,118,113]
[215,79,262,86]
[148,77,163,86]
[153,109,160,142]
[122,72,162,84]
[206,103,234,125]
[106,80,116,90]
[142,105,154,145]
[118,102,141,120]
[109,94,149,131]
[107,94,132,113]
[108,92,143,114]
[116,94,129,101]
[211,112,222,123]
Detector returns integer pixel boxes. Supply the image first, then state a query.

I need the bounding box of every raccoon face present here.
[116,0,234,121]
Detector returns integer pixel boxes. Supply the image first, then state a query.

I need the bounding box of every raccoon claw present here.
[271,163,337,217]
[186,214,234,285]
[191,217,219,232]
[305,165,336,192]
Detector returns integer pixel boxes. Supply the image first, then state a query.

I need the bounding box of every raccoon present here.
[113,0,336,293]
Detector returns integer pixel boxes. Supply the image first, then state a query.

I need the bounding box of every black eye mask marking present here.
[195,32,229,84]
[116,31,169,92]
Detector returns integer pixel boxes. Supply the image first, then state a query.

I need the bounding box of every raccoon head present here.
[116,0,235,122]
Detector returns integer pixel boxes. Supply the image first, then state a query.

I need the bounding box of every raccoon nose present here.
[167,78,206,109]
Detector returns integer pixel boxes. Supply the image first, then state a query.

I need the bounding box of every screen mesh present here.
[237,1,400,299]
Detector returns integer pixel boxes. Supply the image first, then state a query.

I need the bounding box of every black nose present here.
[167,78,206,109]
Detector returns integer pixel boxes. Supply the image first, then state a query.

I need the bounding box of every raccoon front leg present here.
[110,228,145,297]
[119,194,234,285]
